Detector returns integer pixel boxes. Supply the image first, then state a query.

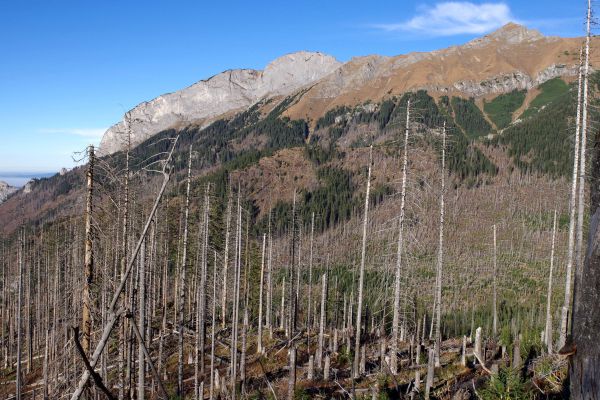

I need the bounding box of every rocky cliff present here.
[99,51,342,154]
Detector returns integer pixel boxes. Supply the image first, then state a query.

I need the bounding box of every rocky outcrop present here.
[422,64,580,97]
[99,51,342,154]
[0,181,17,204]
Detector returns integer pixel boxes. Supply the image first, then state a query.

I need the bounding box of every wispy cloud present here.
[39,128,106,139]
[373,2,515,37]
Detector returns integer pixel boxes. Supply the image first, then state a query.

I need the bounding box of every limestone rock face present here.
[0,181,17,204]
[99,51,342,154]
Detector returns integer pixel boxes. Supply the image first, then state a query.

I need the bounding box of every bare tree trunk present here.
[545,211,557,353]
[354,144,373,378]
[82,145,94,354]
[138,239,147,400]
[307,212,315,332]
[210,251,217,400]
[391,99,410,374]
[221,195,232,329]
[560,49,584,349]
[570,2,600,395]
[425,348,435,399]
[433,123,446,367]
[492,224,498,338]
[287,345,296,400]
[266,213,273,336]
[257,233,266,354]
[119,122,131,400]
[178,146,194,397]
[288,191,298,336]
[574,0,592,296]
[317,272,327,369]
[16,231,24,400]
[231,194,242,400]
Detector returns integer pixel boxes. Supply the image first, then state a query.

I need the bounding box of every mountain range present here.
[98,23,595,155]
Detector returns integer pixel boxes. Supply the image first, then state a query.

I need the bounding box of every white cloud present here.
[39,128,106,139]
[374,2,515,37]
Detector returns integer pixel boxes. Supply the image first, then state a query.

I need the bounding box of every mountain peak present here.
[488,22,543,41]
[464,23,544,49]
[485,23,544,44]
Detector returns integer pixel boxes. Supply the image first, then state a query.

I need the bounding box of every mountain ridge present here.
[99,51,341,154]
[99,23,596,155]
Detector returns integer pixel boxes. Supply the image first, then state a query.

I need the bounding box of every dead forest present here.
[1,3,600,400]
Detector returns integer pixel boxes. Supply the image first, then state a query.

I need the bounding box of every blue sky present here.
[0,0,586,177]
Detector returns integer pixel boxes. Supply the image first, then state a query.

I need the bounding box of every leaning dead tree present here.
[70,134,179,400]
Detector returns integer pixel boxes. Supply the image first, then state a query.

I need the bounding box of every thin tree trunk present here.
[82,145,94,354]
[433,123,446,367]
[119,122,131,400]
[307,212,315,332]
[16,231,24,400]
[317,272,327,369]
[570,2,600,395]
[221,195,232,329]
[210,251,217,400]
[492,224,498,338]
[560,49,584,349]
[266,212,273,335]
[258,233,266,354]
[545,210,557,353]
[354,144,373,378]
[391,99,410,374]
[178,146,194,397]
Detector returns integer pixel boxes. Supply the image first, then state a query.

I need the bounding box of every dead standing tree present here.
[82,145,94,355]
[177,145,193,397]
[433,122,446,367]
[354,144,373,378]
[570,0,600,396]
[391,99,411,374]
[560,48,584,350]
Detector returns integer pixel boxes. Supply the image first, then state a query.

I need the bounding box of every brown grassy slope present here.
[286,24,599,124]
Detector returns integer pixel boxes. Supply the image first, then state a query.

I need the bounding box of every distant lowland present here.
[0,171,55,187]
